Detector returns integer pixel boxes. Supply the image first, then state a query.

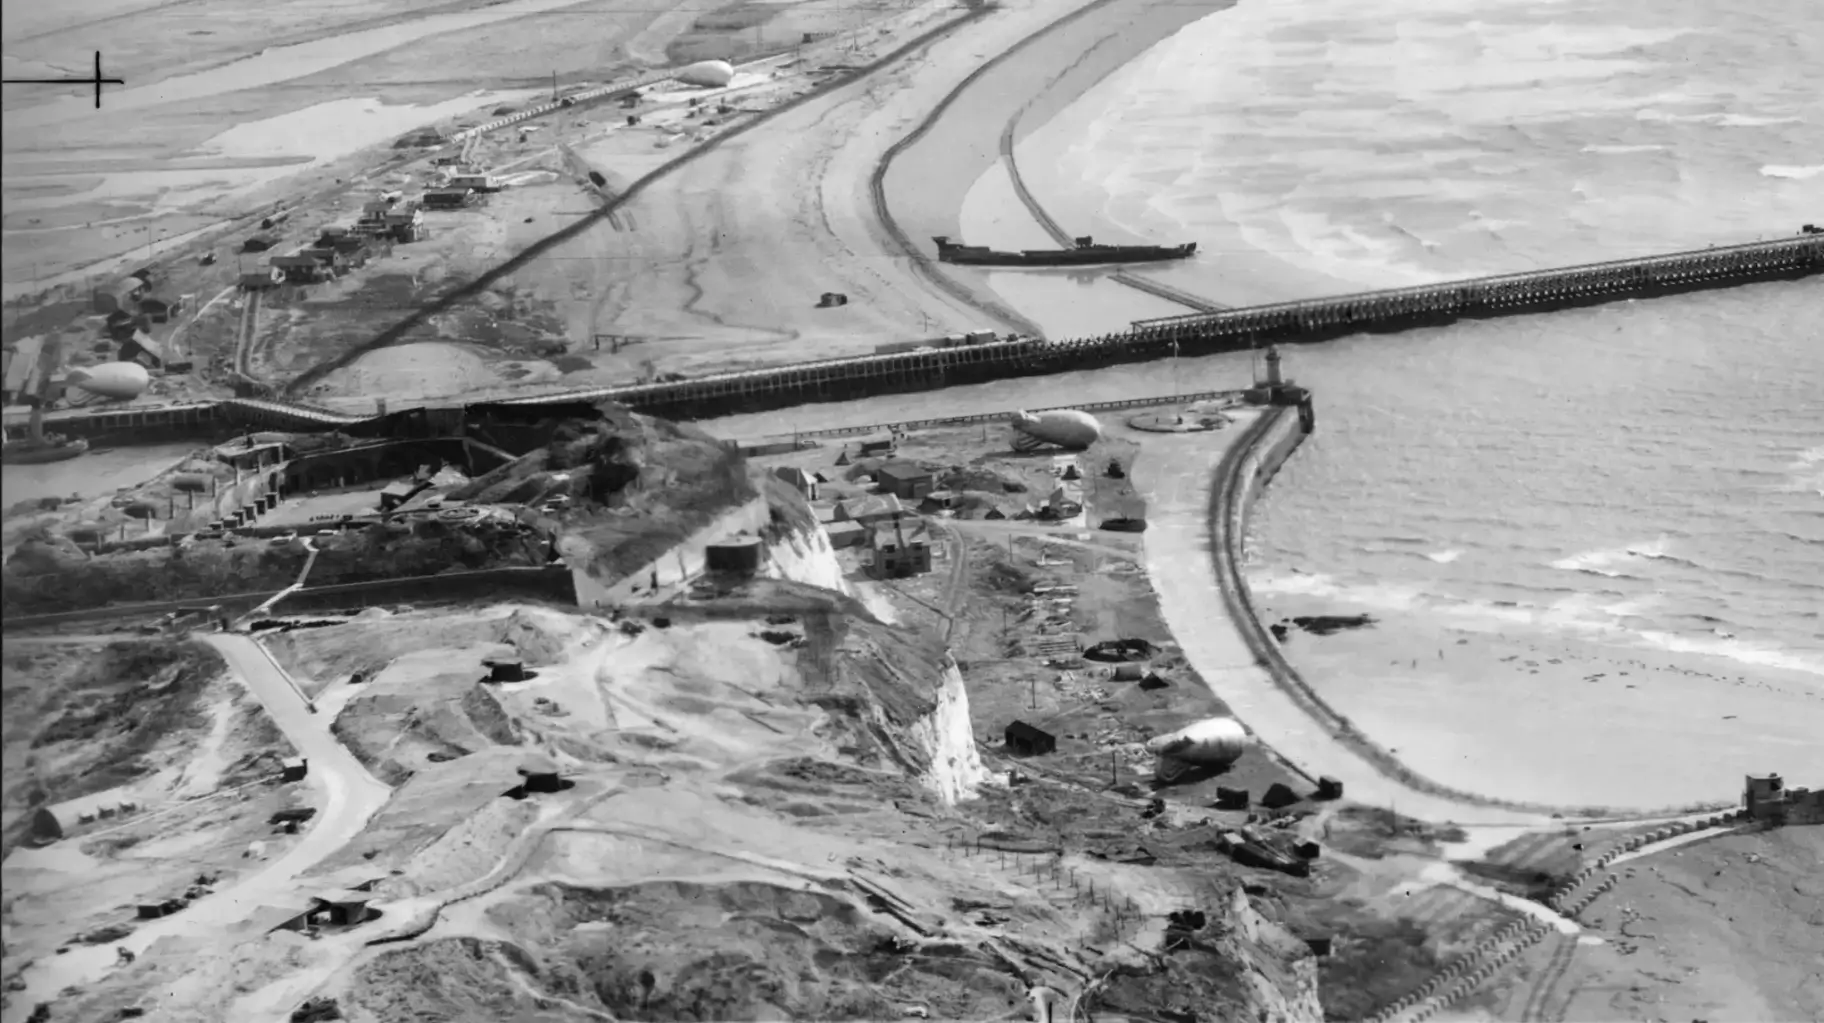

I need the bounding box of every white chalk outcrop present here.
[1227,885,1325,1023]
[762,513,851,595]
[904,653,990,804]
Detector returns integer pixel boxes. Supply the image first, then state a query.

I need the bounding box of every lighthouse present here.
[1258,345,1285,388]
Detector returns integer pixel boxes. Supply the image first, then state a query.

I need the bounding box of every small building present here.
[857,437,895,458]
[271,253,333,284]
[297,246,350,274]
[875,461,935,501]
[483,659,527,683]
[1259,782,1301,810]
[239,267,284,291]
[1744,773,1824,825]
[1004,720,1056,758]
[1315,776,1344,801]
[382,205,426,242]
[31,786,143,843]
[811,502,840,526]
[93,276,147,315]
[518,757,562,794]
[138,295,184,324]
[1046,484,1084,519]
[119,331,168,370]
[378,480,420,511]
[448,171,500,192]
[772,466,819,501]
[246,901,313,936]
[706,536,766,576]
[280,757,308,783]
[918,490,963,513]
[310,890,373,927]
[422,188,474,209]
[823,521,867,549]
[316,231,370,257]
[833,493,905,526]
[868,518,931,579]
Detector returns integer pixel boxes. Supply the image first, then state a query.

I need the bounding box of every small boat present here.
[2,435,89,465]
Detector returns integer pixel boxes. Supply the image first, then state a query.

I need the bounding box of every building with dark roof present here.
[875,461,936,500]
[1004,721,1056,757]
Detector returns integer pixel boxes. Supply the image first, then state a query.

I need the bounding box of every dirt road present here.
[2,633,391,1019]
[114,633,389,943]
[191,633,394,910]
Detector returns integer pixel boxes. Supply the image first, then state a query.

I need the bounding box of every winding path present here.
[2,633,390,1020]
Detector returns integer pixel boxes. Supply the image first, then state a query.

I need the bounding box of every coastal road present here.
[127,632,390,941]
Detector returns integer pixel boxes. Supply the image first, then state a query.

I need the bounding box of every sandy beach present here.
[1253,589,1824,809]
[556,0,1247,367]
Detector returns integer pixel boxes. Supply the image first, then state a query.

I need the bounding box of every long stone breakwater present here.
[16,234,1818,441]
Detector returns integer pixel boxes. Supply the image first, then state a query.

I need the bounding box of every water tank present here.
[675,60,735,88]
[1010,409,1103,450]
[1146,717,1250,768]
[66,361,150,400]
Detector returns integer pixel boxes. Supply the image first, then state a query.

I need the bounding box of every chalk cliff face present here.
[762,510,851,596]
[904,653,990,804]
[1228,885,1326,1023]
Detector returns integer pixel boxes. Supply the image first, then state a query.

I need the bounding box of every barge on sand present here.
[934,235,1196,267]
[2,435,89,465]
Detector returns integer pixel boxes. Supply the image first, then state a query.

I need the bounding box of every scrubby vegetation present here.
[454,402,757,587]
[1,640,224,854]
[1,517,548,616]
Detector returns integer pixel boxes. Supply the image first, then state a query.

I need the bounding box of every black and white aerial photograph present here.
[2,0,1819,1019]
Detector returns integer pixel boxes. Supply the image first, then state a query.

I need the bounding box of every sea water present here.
[1023,0,1822,803]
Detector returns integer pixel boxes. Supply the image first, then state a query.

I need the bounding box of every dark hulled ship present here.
[933,234,1197,267]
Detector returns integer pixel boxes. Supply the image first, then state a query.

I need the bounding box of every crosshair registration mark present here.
[1,51,124,108]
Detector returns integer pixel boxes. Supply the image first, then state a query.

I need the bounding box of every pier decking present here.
[8,234,1817,441]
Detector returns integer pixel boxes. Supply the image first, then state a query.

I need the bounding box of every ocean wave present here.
[1251,570,1822,680]
[1636,630,1824,678]
[1635,109,1801,127]
[1759,165,1824,180]
[1426,549,1464,564]
[1777,445,1824,495]
[1547,535,1703,576]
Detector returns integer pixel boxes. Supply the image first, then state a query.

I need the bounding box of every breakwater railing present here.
[1209,404,1738,822]
[1368,809,1749,1023]
[1131,235,1822,342]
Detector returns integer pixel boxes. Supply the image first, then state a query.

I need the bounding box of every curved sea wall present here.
[1207,400,1734,819]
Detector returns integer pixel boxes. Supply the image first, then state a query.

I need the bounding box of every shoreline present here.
[1158,403,1740,822]
[879,0,1238,336]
